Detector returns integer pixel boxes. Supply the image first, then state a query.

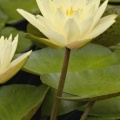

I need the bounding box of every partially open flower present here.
[0,35,32,83]
[17,0,117,49]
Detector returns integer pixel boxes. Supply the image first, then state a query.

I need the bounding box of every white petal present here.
[67,39,91,49]
[0,37,5,51]
[0,42,12,73]
[8,34,12,42]
[54,9,66,32]
[88,0,100,11]
[83,4,95,21]
[17,9,41,30]
[9,35,18,62]
[36,0,53,19]
[41,30,67,47]
[64,18,80,43]
[99,14,117,23]
[73,0,86,9]
[61,0,71,10]
[52,0,62,8]
[89,0,108,32]
[80,17,93,38]
[36,15,55,31]
[84,17,116,39]
[0,51,32,84]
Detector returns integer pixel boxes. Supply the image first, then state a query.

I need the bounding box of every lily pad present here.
[0,84,49,120]
[0,0,38,23]
[41,65,120,101]
[0,9,8,30]
[86,96,120,119]
[23,44,120,75]
[41,88,86,117]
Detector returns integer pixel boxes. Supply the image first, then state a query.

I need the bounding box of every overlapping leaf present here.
[0,0,38,23]
[86,96,120,119]
[41,65,120,101]
[41,88,86,117]
[0,84,48,120]
[23,44,120,75]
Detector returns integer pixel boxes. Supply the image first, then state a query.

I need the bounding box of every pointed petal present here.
[0,51,32,84]
[17,9,41,30]
[83,4,95,19]
[84,15,117,39]
[0,36,5,51]
[8,34,12,42]
[64,18,80,43]
[89,0,108,32]
[0,42,12,73]
[9,35,18,62]
[36,0,54,20]
[35,15,54,30]
[88,0,100,11]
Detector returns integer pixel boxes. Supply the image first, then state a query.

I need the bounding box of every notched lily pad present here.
[41,65,120,101]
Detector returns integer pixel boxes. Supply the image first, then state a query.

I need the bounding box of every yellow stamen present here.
[66,7,74,16]
[70,7,74,15]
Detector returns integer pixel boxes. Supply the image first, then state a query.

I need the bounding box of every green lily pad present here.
[86,96,120,119]
[23,44,120,75]
[0,9,8,30]
[41,65,120,101]
[0,0,38,23]
[0,84,49,120]
[41,88,86,117]
[0,27,32,53]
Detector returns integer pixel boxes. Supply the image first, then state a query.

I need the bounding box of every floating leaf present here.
[23,44,120,75]
[86,96,120,120]
[0,0,38,23]
[0,9,8,30]
[0,84,49,120]
[41,65,120,101]
[41,88,86,117]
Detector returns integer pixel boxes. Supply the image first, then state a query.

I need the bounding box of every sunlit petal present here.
[0,51,32,84]
[64,18,80,43]
[84,15,117,39]
[89,0,108,32]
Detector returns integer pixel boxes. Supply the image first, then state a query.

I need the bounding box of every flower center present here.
[66,7,74,16]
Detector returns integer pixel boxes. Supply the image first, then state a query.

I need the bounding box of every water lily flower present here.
[0,35,32,83]
[17,0,117,49]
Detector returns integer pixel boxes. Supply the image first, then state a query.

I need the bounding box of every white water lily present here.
[0,35,32,83]
[17,0,117,49]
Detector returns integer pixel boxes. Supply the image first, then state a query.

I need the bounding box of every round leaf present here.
[0,84,49,120]
[23,44,120,75]
[41,65,120,101]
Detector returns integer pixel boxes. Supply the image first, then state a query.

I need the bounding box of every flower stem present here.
[80,101,95,120]
[50,48,71,120]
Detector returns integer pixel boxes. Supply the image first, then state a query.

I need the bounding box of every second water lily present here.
[17,0,117,49]
[0,35,32,83]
